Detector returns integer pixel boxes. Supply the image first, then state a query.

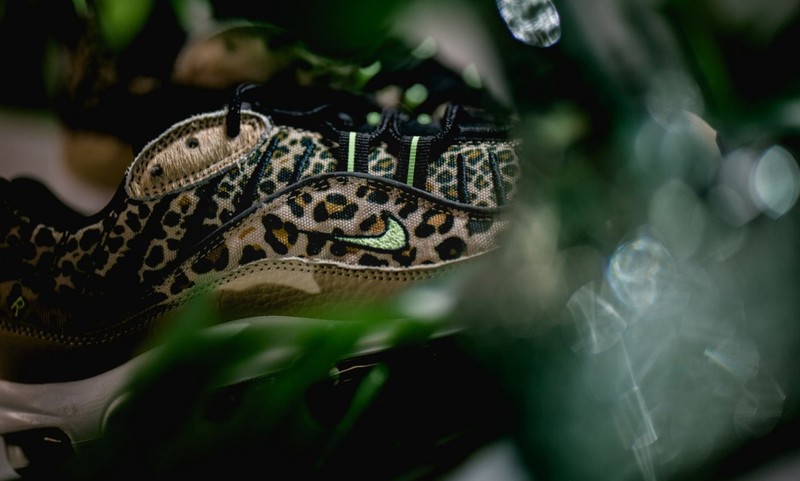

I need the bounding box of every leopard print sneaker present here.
[0,83,520,476]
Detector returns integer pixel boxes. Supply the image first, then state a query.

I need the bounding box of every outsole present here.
[0,314,459,480]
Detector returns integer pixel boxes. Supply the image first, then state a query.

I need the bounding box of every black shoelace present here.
[223,82,513,185]
[225,83,262,138]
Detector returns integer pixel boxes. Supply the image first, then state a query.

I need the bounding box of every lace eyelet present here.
[186,137,200,149]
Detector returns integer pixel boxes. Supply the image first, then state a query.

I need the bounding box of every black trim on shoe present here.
[488,152,508,206]
[456,154,470,205]
[0,84,520,362]
[336,131,372,173]
[289,137,316,184]
[390,103,463,189]
[0,178,89,229]
[396,135,433,190]
[236,135,280,213]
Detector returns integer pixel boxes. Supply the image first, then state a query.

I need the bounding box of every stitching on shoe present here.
[126,110,272,200]
[141,116,265,196]
[189,175,497,266]
[0,129,516,348]
[142,174,502,308]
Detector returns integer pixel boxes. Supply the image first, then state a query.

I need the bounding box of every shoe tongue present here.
[126,109,270,199]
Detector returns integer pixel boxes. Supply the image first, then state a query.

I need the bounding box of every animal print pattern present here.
[367,143,397,179]
[111,121,343,283]
[0,105,520,359]
[427,141,520,206]
[254,128,338,198]
[150,175,506,305]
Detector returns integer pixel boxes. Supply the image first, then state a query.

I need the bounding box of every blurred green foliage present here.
[55,290,511,481]
[93,0,154,52]
[3,0,800,480]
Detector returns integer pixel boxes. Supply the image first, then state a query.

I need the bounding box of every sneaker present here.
[0,84,520,475]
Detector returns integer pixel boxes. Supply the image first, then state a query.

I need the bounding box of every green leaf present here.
[94,0,155,51]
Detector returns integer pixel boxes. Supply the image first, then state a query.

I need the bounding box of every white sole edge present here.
[0,314,457,480]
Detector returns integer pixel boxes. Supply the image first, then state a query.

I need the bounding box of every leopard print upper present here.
[0,105,521,348]
[367,142,397,179]
[427,141,520,206]
[150,175,506,303]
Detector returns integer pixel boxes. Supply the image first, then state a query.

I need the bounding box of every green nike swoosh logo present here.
[334,214,408,251]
